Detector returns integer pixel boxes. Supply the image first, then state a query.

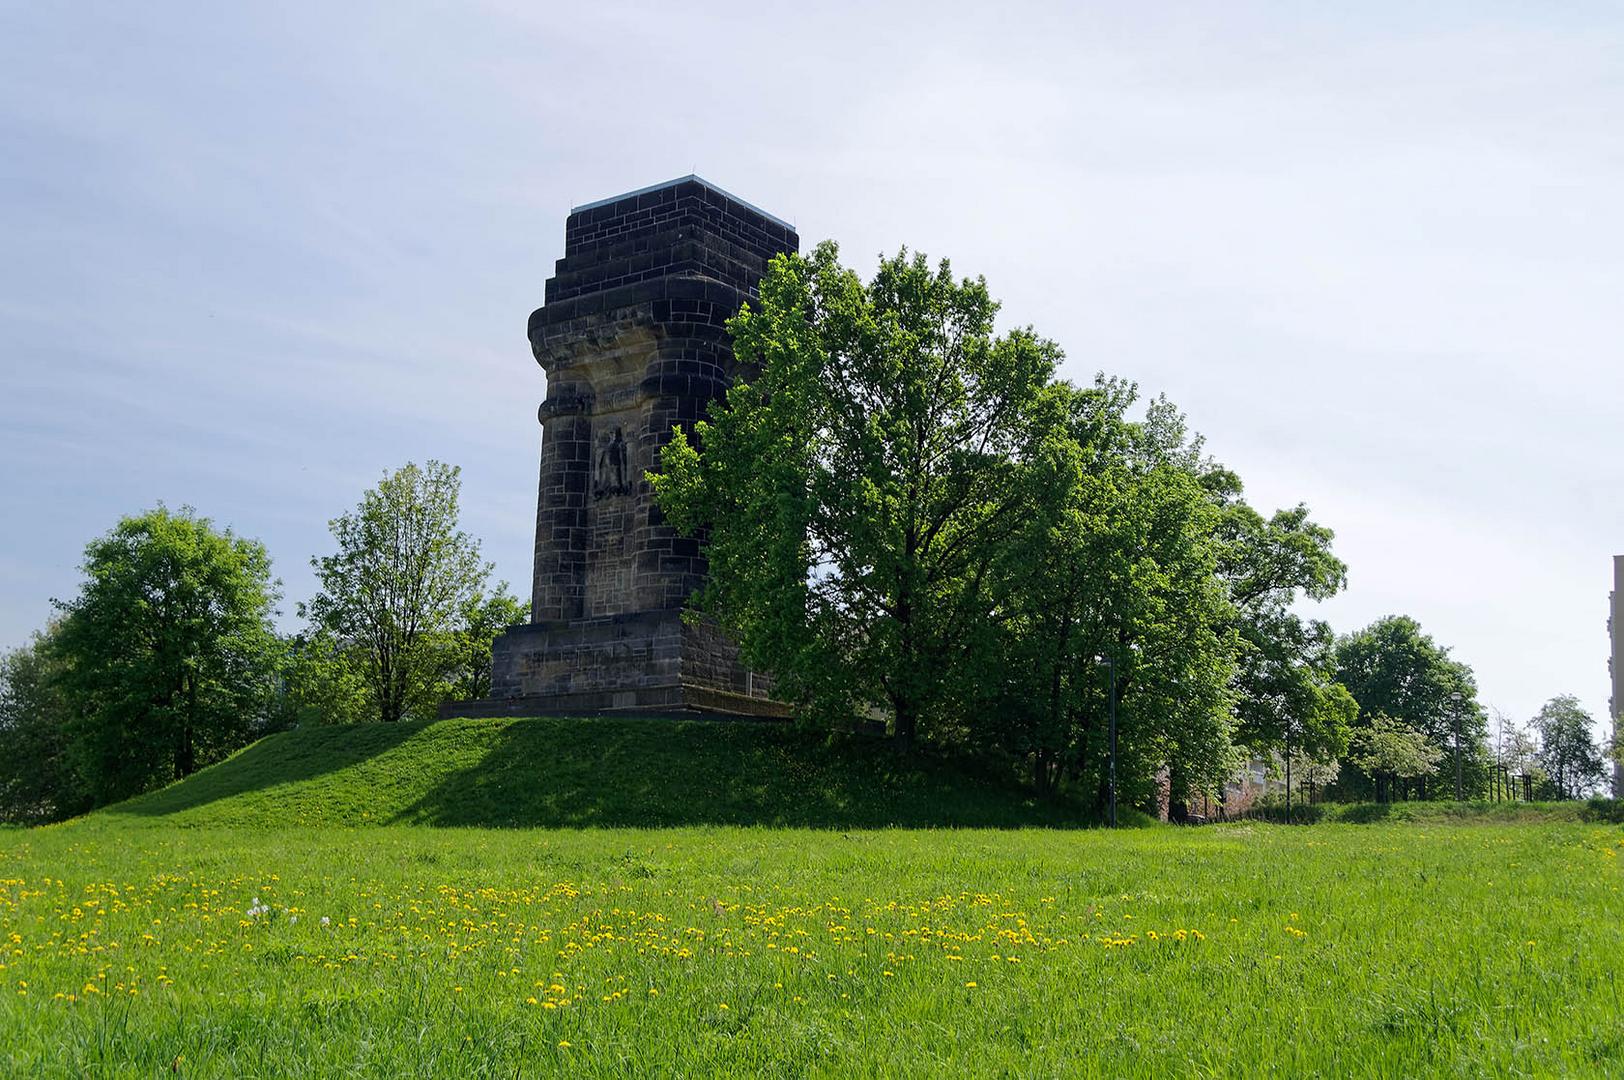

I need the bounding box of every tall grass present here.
[1,718,1618,1075]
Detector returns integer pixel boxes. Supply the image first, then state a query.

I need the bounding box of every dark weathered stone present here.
[445,176,797,718]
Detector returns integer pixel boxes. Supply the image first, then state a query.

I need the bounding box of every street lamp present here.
[1450,691,1464,801]
[1097,655,1117,828]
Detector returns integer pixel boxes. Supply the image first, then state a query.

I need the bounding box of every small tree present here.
[276,631,374,727]
[53,507,282,805]
[303,461,510,723]
[1607,723,1623,794]
[429,590,527,705]
[1504,724,1538,775]
[1284,749,1340,803]
[1531,695,1606,800]
[0,624,89,823]
[1349,713,1444,802]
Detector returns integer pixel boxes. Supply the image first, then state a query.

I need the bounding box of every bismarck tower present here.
[462,176,797,716]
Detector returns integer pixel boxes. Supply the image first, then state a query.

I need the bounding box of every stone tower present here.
[466,176,797,716]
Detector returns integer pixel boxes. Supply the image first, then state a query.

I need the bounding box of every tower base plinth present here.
[440,610,787,719]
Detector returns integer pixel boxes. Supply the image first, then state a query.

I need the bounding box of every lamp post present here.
[1450,691,1464,802]
[1098,655,1117,828]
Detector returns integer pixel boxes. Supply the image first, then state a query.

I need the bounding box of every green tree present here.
[1503,722,1539,795]
[968,379,1239,813]
[0,624,89,823]
[427,590,527,705]
[1208,473,1355,769]
[276,631,374,727]
[1283,749,1340,802]
[1349,713,1445,802]
[1530,695,1606,799]
[53,507,282,805]
[1334,616,1487,799]
[303,461,510,723]
[654,243,1060,745]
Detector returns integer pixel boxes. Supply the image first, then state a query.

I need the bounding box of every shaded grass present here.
[109,716,1099,829]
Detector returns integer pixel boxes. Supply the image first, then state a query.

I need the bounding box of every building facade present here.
[1612,555,1623,797]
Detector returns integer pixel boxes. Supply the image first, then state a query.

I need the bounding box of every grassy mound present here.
[106,715,1089,829]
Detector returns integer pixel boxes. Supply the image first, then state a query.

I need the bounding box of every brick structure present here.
[450,176,797,717]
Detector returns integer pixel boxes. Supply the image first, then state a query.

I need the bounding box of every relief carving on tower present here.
[593,426,631,498]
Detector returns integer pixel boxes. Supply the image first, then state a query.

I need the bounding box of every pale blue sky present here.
[2,2,1620,739]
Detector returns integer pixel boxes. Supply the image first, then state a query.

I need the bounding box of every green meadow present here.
[1,718,1620,1077]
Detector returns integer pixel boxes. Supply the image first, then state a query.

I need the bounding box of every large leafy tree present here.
[303,461,513,723]
[1531,695,1606,799]
[968,380,1239,813]
[53,507,282,805]
[654,243,1060,744]
[0,624,89,822]
[1335,616,1487,799]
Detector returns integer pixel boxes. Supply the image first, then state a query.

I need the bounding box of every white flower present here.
[320,916,331,927]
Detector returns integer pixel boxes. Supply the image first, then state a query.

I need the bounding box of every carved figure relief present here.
[593,426,631,498]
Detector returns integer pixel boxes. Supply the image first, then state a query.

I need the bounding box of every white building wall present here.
[1612,556,1623,799]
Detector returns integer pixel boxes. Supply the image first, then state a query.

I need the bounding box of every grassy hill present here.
[106,715,1091,829]
[8,716,1622,1075]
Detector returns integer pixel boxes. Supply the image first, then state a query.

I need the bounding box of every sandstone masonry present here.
[450,176,797,717]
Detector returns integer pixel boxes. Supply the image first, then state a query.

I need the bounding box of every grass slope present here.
[107,716,1088,829]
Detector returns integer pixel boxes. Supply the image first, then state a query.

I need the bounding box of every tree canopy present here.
[51,507,283,806]
[655,243,1061,744]
[1209,475,1355,765]
[302,461,519,723]
[1335,615,1487,799]
[655,242,1348,816]
[1531,694,1606,799]
[0,625,87,823]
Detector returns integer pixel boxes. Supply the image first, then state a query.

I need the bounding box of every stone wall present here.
[467,612,782,717]
[449,176,797,718]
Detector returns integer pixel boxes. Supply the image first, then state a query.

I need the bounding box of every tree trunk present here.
[1168,761,1189,823]
[893,697,917,748]
[176,672,197,778]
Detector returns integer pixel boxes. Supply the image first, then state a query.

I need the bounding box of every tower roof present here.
[571,174,793,232]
